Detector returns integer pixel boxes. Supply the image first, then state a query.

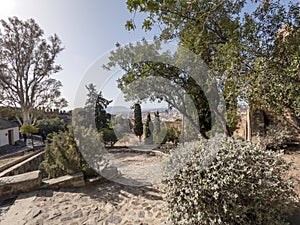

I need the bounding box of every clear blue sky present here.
[0,0,162,110]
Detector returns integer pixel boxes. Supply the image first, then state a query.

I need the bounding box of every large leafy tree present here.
[105,40,213,138]
[0,17,67,125]
[108,0,300,137]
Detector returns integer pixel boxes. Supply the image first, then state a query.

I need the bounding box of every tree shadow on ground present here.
[58,178,165,205]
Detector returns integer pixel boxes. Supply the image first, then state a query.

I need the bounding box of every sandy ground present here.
[284,151,300,196]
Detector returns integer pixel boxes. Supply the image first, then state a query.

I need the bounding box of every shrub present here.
[164,137,298,225]
[263,125,293,150]
[39,127,98,178]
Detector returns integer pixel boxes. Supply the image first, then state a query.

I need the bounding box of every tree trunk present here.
[22,108,31,125]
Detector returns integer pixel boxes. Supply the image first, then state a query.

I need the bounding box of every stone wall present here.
[0,170,42,198]
[0,171,89,198]
[0,151,45,177]
[235,108,300,142]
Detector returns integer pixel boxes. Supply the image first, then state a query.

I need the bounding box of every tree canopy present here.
[0,17,67,125]
[106,0,300,137]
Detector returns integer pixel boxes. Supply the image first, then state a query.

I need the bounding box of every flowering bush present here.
[164,137,298,225]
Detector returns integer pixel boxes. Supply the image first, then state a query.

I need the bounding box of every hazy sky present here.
[0,0,162,110]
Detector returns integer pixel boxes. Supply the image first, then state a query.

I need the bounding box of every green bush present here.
[263,125,293,150]
[39,127,98,178]
[164,137,298,225]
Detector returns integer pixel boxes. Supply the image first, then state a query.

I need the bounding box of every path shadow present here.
[56,177,165,206]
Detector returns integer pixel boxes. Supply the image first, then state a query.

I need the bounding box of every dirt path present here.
[103,152,169,186]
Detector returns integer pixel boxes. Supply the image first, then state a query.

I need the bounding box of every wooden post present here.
[246,106,252,142]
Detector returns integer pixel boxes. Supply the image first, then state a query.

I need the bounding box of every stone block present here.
[0,170,42,198]
[41,172,85,189]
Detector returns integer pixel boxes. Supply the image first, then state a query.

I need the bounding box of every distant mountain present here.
[106,105,170,114]
[106,106,130,113]
[142,107,169,112]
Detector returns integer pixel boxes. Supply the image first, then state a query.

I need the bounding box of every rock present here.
[73,209,83,219]
[106,215,122,224]
[138,211,145,218]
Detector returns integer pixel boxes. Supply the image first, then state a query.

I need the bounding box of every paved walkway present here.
[0,182,170,225]
[0,152,171,225]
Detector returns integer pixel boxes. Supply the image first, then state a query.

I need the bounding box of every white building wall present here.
[0,127,19,147]
[0,129,9,147]
[13,127,20,142]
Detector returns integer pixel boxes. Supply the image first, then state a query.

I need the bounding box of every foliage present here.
[20,125,39,134]
[107,0,300,137]
[153,111,161,144]
[164,137,298,225]
[164,126,181,144]
[85,83,112,131]
[0,17,67,125]
[105,40,212,138]
[0,106,21,122]
[119,134,130,146]
[133,103,143,141]
[144,113,154,144]
[112,115,131,139]
[39,127,98,178]
[35,118,66,135]
[263,125,293,150]
[99,128,118,147]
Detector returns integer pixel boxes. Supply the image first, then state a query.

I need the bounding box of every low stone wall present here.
[0,151,45,177]
[0,170,42,198]
[0,149,44,173]
[41,173,85,189]
[0,171,94,198]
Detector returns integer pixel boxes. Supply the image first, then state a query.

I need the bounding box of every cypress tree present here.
[133,103,143,142]
[144,113,154,144]
[153,111,161,144]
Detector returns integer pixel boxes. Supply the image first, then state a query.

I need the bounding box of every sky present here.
[0,0,164,110]
[0,0,298,111]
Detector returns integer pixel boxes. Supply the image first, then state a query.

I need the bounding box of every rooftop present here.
[0,119,19,130]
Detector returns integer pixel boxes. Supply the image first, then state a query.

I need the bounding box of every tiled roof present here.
[0,119,19,130]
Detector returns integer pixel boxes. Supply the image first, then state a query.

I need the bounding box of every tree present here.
[0,17,67,125]
[113,115,131,139]
[107,0,300,138]
[153,111,162,144]
[84,83,112,131]
[100,128,118,147]
[133,103,143,142]
[35,118,66,135]
[144,112,154,144]
[105,40,212,138]
[82,83,118,146]
[20,124,39,147]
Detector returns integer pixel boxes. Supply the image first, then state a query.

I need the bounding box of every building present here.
[0,119,20,147]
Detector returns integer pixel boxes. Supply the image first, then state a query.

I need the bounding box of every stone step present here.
[0,170,42,198]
